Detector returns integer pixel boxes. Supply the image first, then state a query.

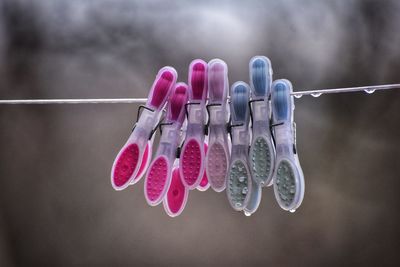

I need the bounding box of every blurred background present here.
[0,0,400,266]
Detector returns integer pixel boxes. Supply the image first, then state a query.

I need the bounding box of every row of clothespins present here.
[111,56,304,217]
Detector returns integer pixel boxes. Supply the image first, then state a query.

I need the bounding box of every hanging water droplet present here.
[364,89,376,94]
[244,211,251,216]
[311,93,322,97]
[294,94,302,99]
[289,209,296,213]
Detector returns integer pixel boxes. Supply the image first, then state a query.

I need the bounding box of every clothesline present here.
[0,83,399,104]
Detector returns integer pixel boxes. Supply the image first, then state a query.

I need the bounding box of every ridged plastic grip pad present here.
[181,139,202,187]
[145,156,169,203]
[113,144,139,187]
[250,137,272,186]
[207,142,228,191]
[227,160,249,210]
[149,71,175,109]
[275,160,296,207]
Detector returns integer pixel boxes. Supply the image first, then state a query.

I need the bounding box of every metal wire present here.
[0,98,148,105]
[0,84,399,104]
[291,83,400,98]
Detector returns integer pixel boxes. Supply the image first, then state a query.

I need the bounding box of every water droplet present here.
[364,89,376,94]
[238,176,245,182]
[244,211,251,216]
[294,94,302,99]
[260,181,265,186]
[235,202,242,208]
[311,93,322,97]
[289,209,296,213]
[242,187,248,194]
